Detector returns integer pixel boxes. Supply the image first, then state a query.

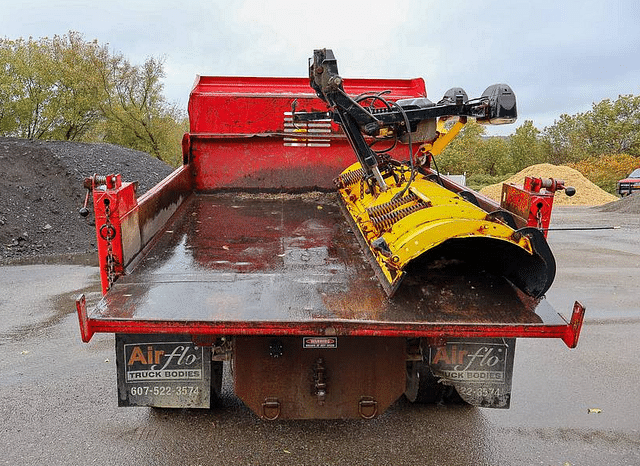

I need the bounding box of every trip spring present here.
[370,202,428,231]
[335,168,366,188]
[366,192,419,217]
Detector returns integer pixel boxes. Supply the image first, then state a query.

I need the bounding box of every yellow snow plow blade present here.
[336,162,556,298]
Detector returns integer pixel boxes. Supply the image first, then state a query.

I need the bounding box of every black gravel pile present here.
[0,138,174,264]
[596,192,640,214]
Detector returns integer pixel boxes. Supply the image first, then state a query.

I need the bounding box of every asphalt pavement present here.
[1,207,639,466]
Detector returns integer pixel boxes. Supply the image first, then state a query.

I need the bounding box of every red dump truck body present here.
[76,76,584,419]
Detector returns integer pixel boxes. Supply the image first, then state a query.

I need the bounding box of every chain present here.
[99,200,118,290]
[536,206,544,230]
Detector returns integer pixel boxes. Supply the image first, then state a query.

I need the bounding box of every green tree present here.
[437,119,486,174]
[438,120,512,177]
[46,32,110,141]
[0,32,186,166]
[99,54,185,162]
[509,120,544,171]
[581,95,640,156]
[542,94,640,164]
[0,37,57,139]
[0,43,18,134]
[0,33,110,141]
[479,136,510,176]
[541,113,587,164]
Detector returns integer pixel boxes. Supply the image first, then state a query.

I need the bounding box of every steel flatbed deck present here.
[75,72,587,416]
[77,192,583,346]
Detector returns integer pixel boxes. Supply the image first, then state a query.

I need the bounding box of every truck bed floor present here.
[90,193,564,333]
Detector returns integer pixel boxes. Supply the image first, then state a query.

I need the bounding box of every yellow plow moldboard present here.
[336,163,556,299]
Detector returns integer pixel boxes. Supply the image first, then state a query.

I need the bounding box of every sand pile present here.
[479,163,618,206]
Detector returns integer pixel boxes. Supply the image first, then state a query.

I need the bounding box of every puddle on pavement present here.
[0,267,101,344]
[0,252,100,267]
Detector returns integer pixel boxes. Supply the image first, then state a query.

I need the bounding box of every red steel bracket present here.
[76,294,93,343]
[501,176,574,238]
[88,174,138,294]
[563,301,586,348]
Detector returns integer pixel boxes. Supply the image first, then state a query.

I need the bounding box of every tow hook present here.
[262,398,281,420]
[358,396,378,419]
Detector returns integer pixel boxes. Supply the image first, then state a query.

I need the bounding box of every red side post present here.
[563,301,586,348]
[501,176,573,237]
[89,174,138,294]
[75,294,94,343]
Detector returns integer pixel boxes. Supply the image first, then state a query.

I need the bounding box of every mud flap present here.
[428,338,515,409]
[115,334,211,408]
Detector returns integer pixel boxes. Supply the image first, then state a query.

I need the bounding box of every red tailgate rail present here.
[76,295,585,348]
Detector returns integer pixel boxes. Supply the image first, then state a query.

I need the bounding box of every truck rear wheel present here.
[405,361,465,405]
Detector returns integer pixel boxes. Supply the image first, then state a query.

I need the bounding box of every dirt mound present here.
[596,192,640,214]
[0,138,174,264]
[479,163,618,206]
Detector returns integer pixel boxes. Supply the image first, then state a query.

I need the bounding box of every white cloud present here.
[2,0,639,134]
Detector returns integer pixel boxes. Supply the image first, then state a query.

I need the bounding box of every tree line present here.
[2,32,639,190]
[0,32,186,165]
[437,94,640,193]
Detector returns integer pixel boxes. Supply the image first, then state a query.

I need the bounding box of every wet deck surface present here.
[3,206,640,465]
[92,193,561,326]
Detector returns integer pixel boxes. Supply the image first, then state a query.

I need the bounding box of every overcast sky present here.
[2,0,639,135]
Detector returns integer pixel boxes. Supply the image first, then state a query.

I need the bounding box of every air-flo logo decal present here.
[429,342,507,383]
[124,343,203,382]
